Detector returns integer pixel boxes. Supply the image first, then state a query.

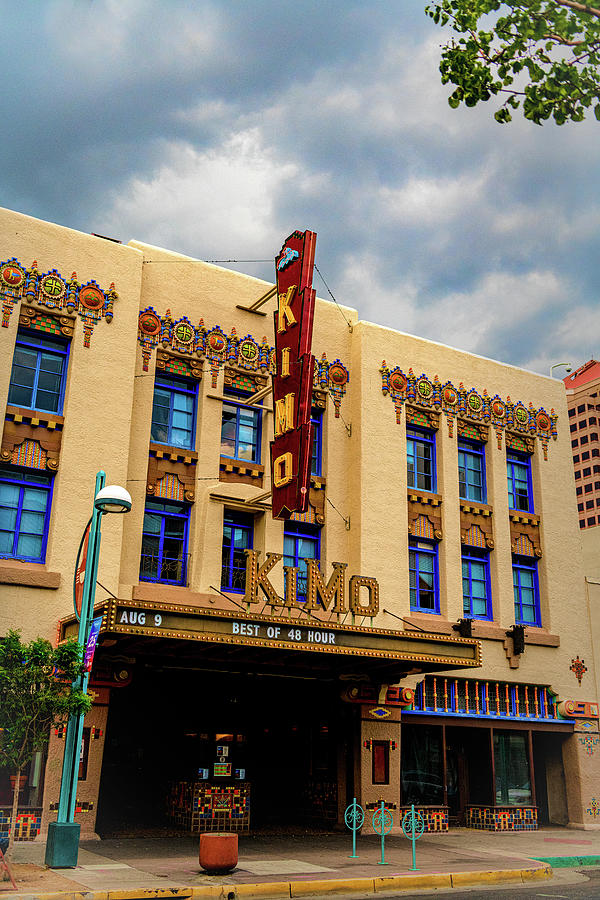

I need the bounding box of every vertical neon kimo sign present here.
[271,230,317,519]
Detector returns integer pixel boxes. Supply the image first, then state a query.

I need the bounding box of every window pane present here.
[19,510,45,535]
[16,533,43,558]
[22,487,48,512]
[143,512,162,535]
[0,484,20,508]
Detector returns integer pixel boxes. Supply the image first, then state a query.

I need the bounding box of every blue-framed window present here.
[283,522,320,599]
[140,500,189,585]
[8,331,69,414]
[462,549,491,619]
[507,452,533,512]
[513,555,540,626]
[221,390,261,463]
[151,374,197,449]
[407,427,436,492]
[0,467,53,563]
[409,539,438,613]
[458,440,486,502]
[311,410,323,476]
[221,511,253,593]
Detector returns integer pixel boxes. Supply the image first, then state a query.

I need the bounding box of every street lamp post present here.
[549,362,573,378]
[45,471,131,869]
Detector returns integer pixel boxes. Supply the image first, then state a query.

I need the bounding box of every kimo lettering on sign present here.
[270,230,317,519]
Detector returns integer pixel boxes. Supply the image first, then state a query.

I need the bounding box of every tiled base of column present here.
[466,805,538,831]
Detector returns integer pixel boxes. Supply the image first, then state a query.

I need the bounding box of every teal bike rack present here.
[372,802,394,865]
[401,804,425,871]
[344,798,364,858]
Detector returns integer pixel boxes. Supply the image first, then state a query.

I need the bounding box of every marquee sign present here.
[271,230,317,518]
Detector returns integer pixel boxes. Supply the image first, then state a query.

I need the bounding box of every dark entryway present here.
[96,662,351,835]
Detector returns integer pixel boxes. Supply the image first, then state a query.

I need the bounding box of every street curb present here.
[532,855,600,868]
[3,864,553,899]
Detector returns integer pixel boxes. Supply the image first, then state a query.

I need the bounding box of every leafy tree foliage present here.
[0,631,91,854]
[426,0,600,123]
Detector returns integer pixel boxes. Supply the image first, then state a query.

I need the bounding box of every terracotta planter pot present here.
[199,832,238,874]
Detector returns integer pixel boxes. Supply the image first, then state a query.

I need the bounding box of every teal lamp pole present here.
[45,471,132,869]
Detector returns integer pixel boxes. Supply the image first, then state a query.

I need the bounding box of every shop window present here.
[512,555,540,626]
[409,539,438,613]
[151,374,197,449]
[221,390,261,463]
[462,550,491,620]
[140,500,189,585]
[311,410,323,476]
[8,330,69,414]
[221,511,253,593]
[401,723,443,806]
[506,452,533,512]
[458,439,486,502]
[372,741,389,785]
[283,522,320,598]
[407,427,436,493]
[494,731,531,806]
[0,467,53,563]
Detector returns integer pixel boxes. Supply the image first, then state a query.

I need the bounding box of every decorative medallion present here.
[40,271,66,302]
[579,736,600,756]
[139,309,161,337]
[239,338,259,365]
[78,284,105,311]
[571,656,588,685]
[1,262,24,289]
[174,321,194,346]
[380,362,558,458]
[369,707,391,719]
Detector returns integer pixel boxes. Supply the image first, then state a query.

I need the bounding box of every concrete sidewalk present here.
[3,826,600,898]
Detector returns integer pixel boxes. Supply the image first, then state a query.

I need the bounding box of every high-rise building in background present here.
[563,361,600,530]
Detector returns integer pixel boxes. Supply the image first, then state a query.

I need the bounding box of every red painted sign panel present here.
[270,230,317,519]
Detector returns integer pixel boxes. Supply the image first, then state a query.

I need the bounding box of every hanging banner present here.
[83,617,103,673]
[270,230,317,519]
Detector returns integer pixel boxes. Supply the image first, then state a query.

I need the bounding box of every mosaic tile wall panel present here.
[399,806,448,833]
[0,808,42,841]
[466,805,538,831]
[166,781,250,833]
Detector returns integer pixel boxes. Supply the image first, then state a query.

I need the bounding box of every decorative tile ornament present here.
[380,363,558,458]
[587,798,600,819]
[137,310,349,413]
[571,656,588,685]
[0,257,116,345]
[579,736,600,756]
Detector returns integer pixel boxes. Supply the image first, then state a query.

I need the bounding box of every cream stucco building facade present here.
[0,206,598,841]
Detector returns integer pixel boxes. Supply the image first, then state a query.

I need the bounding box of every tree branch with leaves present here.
[426,0,600,123]
[0,631,91,857]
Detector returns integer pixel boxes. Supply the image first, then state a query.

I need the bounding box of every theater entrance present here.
[95,661,353,836]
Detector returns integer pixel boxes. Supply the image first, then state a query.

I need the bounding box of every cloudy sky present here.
[2,0,598,376]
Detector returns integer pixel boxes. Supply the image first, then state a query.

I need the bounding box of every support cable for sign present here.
[326,496,350,531]
[314,265,353,332]
[209,585,249,614]
[96,580,119,602]
[383,607,429,633]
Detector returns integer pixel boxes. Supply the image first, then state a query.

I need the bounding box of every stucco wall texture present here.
[0,205,597,834]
